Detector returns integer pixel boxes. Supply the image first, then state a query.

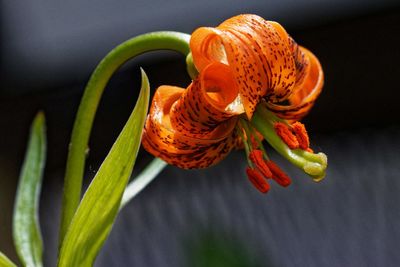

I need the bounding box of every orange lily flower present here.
[142,14,327,193]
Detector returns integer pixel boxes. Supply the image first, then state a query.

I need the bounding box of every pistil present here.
[250,101,327,182]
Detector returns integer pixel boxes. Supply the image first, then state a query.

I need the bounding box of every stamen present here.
[292,122,310,150]
[239,118,260,150]
[249,150,273,178]
[236,126,253,167]
[250,136,260,150]
[265,160,291,187]
[251,104,327,181]
[248,124,268,156]
[246,167,270,193]
[274,122,299,149]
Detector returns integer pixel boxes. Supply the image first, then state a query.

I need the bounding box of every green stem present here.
[251,104,327,182]
[59,31,191,247]
[185,53,199,79]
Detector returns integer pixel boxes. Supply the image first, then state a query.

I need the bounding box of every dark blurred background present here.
[1,0,400,266]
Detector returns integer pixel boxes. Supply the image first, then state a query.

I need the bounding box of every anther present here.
[292,122,310,150]
[250,136,260,150]
[249,149,273,178]
[274,122,299,149]
[265,160,291,187]
[246,167,270,193]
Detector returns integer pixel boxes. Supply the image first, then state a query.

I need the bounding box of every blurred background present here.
[1,0,400,266]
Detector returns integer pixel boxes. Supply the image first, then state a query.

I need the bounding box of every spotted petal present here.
[142,62,241,169]
[266,41,324,120]
[190,14,298,118]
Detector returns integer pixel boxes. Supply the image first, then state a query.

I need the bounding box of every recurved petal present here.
[142,128,239,169]
[142,64,242,169]
[190,14,298,118]
[190,27,227,72]
[170,62,241,138]
[142,104,239,169]
[266,46,324,120]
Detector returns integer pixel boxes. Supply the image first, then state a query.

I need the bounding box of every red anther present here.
[249,150,273,178]
[246,167,270,193]
[274,122,299,149]
[249,131,264,150]
[250,136,259,150]
[265,160,292,187]
[292,122,310,150]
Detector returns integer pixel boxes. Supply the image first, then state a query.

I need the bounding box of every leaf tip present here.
[138,67,150,111]
[33,111,46,126]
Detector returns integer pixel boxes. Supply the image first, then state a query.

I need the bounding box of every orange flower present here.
[142,14,327,192]
[190,14,323,119]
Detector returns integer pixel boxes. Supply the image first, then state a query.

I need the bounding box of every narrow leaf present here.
[0,252,17,267]
[58,69,150,267]
[13,112,46,267]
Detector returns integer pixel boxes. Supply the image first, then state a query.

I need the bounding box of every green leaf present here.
[58,69,150,267]
[12,112,46,267]
[0,252,17,267]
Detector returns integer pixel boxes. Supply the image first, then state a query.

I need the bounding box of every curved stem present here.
[185,53,199,79]
[59,31,191,246]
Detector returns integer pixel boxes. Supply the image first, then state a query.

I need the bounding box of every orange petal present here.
[142,63,242,169]
[266,45,324,121]
[190,14,297,118]
[142,128,239,169]
[169,62,241,138]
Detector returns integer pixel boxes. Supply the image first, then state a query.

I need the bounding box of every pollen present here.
[265,160,292,187]
[246,167,270,193]
[249,149,273,178]
[273,122,299,149]
[292,121,310,149]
